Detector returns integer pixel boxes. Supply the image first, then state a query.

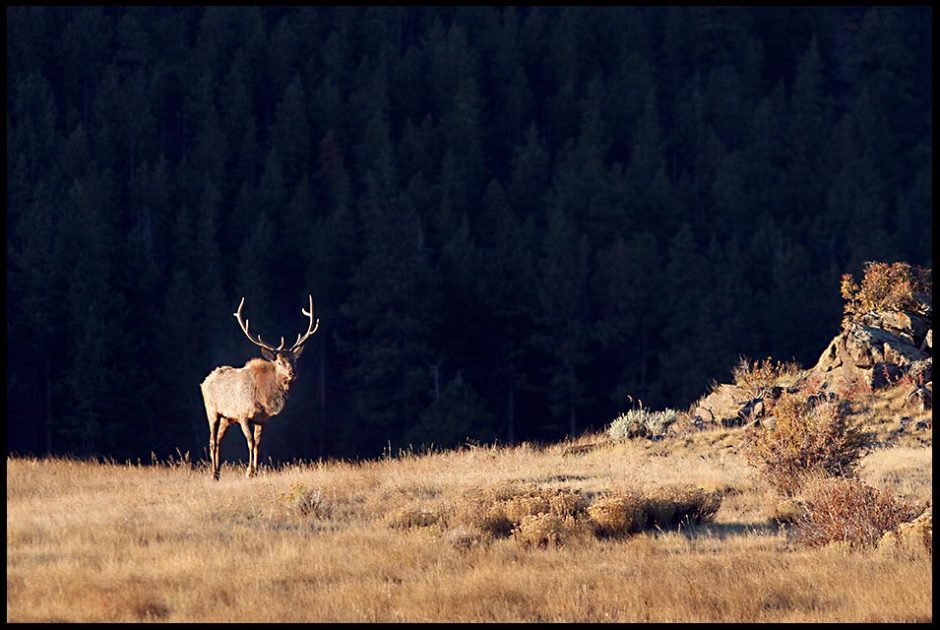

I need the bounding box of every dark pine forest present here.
[6,6,932,462]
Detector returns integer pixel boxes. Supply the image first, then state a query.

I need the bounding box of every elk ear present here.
[261,348,275,361]
[292,344,305,359]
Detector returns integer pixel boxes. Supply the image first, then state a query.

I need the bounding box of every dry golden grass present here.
[6,433,932,622]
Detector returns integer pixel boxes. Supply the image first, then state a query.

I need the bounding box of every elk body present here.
[200,295,318,479]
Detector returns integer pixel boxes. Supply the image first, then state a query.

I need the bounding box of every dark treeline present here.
[6,6,932,462]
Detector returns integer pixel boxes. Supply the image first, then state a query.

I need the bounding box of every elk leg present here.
[239,420,256,478]
[215,421,230,480]
[252,423,265,475]
[207,413,221,480]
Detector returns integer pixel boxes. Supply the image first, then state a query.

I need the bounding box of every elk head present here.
[233,294,319,382]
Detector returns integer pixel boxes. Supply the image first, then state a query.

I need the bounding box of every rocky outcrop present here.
[692,383,781,428]
[808,286,931,394]
[689,263,932,429]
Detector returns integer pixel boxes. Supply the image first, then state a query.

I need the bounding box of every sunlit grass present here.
[6,433,932,622]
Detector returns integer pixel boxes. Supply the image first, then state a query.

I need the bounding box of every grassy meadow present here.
[6,425,932,622]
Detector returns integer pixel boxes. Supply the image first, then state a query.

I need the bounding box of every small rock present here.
[908,385,932,412]
[739,398,765,423]
[907,357,932,385]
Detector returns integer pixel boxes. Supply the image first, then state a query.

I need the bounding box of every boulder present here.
[810,314,929,392]
[878,507,932,557]
[858,311,931,346]
[870,362,904,389]
[908,385,932,412]
[692,384,768,428]
[907,357,932,385]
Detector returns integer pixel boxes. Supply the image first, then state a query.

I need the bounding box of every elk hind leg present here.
[252,423,265,476]
[238,419,256,478]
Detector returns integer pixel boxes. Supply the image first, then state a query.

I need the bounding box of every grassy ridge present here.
[6,433,931,622]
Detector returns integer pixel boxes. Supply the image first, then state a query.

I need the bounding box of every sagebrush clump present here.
[743,394,873,497]
[840,261,931,321]
[608,407,679,440]
[452,483,587,539]
[586,492,647,538]
[586,487,722,538]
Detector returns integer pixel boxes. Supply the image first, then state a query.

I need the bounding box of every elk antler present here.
[233,297,285,353]
[290,294,319,352]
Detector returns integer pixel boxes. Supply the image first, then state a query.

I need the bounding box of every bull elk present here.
[200,295,319,479]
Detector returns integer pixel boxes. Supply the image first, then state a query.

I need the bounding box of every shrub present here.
[280,484,332,519]
[586,487,722,537]
[643,486,722,529]
[607,407,679,440]
[385,506,442,529]
[742,394,873,497]
[586,491,647,538]
[731,356,802,401]
[453,483,586,539]
[795,477,919,549]
[512,513,591,548]
[840,261,931,321]
[761,494,803,525]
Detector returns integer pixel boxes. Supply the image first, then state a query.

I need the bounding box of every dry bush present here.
[452,483,587,539]
[385,506,443,529]
[586,487,722,537]
[586,491,647,538]
[742,394,873,497]
[511,513,592,548]
[840,261,931,320]
[279,484,332,518]
[794,476,919,549]
[441,524,486,550]
[761,494,803,526]
[731,356,803,401]
[644,487,722,530]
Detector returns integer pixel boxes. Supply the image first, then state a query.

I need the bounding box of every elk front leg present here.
[208,415,220,480]
[214,421,230,480]
[252,423,265,476]
[239,419,257,478]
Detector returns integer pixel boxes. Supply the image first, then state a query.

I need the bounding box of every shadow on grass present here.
[675,521,784,539]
